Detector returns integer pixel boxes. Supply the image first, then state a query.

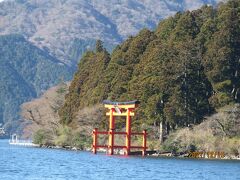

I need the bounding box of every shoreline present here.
[150,152,240,161]
[3,139,239,161]
[33,144,240,161]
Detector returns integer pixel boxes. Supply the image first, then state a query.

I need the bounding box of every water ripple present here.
[0,140,239,180]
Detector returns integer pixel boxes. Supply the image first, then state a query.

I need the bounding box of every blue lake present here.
[0,140,239,180]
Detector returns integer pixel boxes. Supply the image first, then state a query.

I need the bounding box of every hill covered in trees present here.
[19,0,240,156]
[0,34,73,132]
[0,0,225,133]
[59,0,240,141]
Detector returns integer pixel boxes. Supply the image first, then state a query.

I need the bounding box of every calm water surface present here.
[0,140,239,180]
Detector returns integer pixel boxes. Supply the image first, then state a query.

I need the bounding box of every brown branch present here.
[214,118,227,136]
[27,109,42,126]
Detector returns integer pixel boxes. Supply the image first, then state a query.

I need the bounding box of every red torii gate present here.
[92,100,147,156]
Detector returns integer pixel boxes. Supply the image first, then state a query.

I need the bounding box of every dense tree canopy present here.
[59,0,240,133]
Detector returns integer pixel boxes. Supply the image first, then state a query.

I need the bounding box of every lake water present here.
[0,140,239,180]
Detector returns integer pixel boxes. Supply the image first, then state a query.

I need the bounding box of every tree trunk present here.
[159,121,163,144]
[166,122,170,135]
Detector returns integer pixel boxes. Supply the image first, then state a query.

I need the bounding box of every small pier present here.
[9,134,38,147]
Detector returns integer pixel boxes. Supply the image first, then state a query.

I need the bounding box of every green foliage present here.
[202,0,240,107]
[59,49,110,124]
[60,0,240,137]
[210,92,233,108]
[214,80,232,91]
[95,40,104,53]
[56,86,67,94]
[71,131,92,149]
[53,126,91,149]
[54,126,73,147]
[33,129,52,145]
[155,12,182,40]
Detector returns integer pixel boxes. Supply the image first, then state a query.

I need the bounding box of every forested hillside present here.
[59,0,240,138]
[0,0,225,133]
[0,34,73,131]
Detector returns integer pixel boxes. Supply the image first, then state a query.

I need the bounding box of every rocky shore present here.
[35,144,240,160]
[150,151,240,160]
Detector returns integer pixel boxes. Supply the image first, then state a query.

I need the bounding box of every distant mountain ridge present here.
[0,0,224,66]
[0,34,73,132]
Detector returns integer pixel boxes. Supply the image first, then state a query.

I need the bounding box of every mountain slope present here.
[59,0,240,135]
[0,34,73,131]
[0,0,224,66]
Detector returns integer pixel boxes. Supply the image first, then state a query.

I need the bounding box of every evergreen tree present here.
[203,0,240,108]
[59,0,240,140]
[95,40,104,53]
